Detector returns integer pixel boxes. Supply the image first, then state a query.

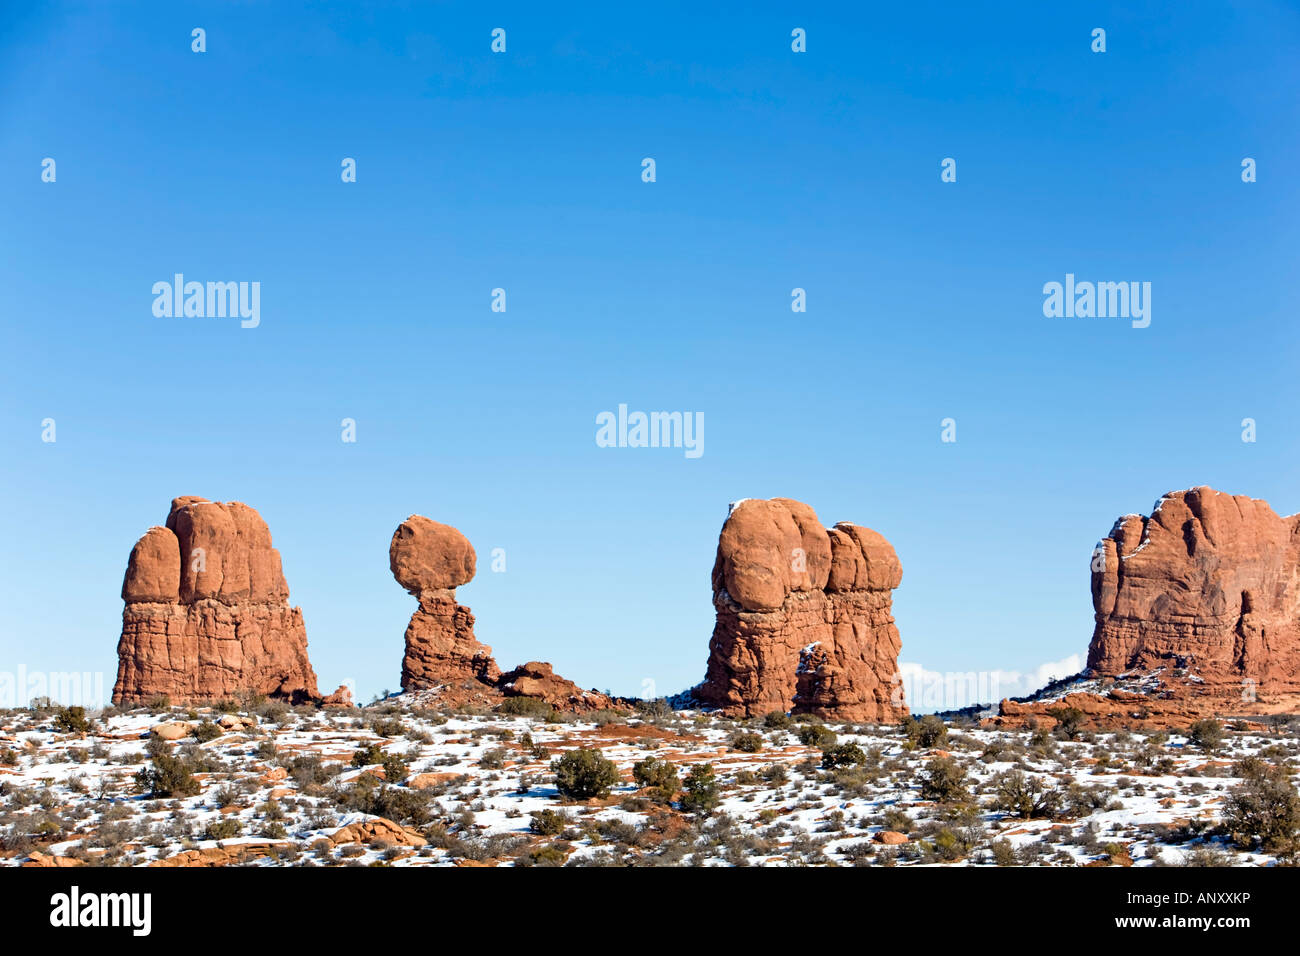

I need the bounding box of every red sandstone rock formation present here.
[392,516,615,713]
[1088,487,1300,691]
[392,516,500,690]
[498,661,615,712]
[988,487,1300,729]
[696,498,908,722]
[113,497,322,706]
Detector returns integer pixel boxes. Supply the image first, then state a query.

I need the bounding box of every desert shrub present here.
[1189,718,1226,753]
[980,738,1010,762]
[288,755,334,789]
[204,819,241,840]
[331,775,434,826]
[990,839,1017,866]
[529,808,570,836]
[634,698,674,719]
[1181,843,1236,866]
[989,770,1064,820]
[761,763,789,786]
[520,844,568,866]
[821,743,867,769]
[1225,759,1300,852]
[551,748,620,800]
[920,757,969,802]
[632,755,679,800]
[478,747,508,769]
[797,724,837,748]
[839,840,875,864]
[254,699,290,723]
[594,817,641,846]
[379,752,409,782]
[763,711,792,729]
[135,752,201,797]
[1064,782,1115,818]
[929,827,967,862]
[1100,842,1130,864]
[905,714,948,750]
[729,731,764,753]
[54,706,91,734]
[351,743,407,782]
[370,718,405,738]
[1048,707,1086,740]
[191,720,222,743]
[680,763,720,815]
[497,697,555,720]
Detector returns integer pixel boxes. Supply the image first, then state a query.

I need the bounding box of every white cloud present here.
[897,653,1084,713]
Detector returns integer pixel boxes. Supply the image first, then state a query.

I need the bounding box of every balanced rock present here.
[391,516,620,714]
[113,497,321,706]
[392,516,499,690]
[697,498,908,722]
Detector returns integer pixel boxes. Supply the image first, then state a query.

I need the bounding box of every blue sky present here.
[1,2,1297,709]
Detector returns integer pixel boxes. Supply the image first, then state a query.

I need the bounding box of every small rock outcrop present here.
[498,661,615,712]
[696,498,908,722]
[113,497,323,706]
[391,516,617,713]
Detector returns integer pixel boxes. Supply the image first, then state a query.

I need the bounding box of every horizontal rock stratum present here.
[113,497,329,706]
[696,497,908,722]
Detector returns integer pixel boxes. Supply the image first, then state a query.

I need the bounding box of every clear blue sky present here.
[2,2,1297,709]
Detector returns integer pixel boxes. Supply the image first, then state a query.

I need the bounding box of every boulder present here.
[329,816,426,848]
[390,516,476,594]
[151,720,194,740]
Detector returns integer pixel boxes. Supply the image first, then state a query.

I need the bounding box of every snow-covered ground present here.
[1,698,1295,867]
